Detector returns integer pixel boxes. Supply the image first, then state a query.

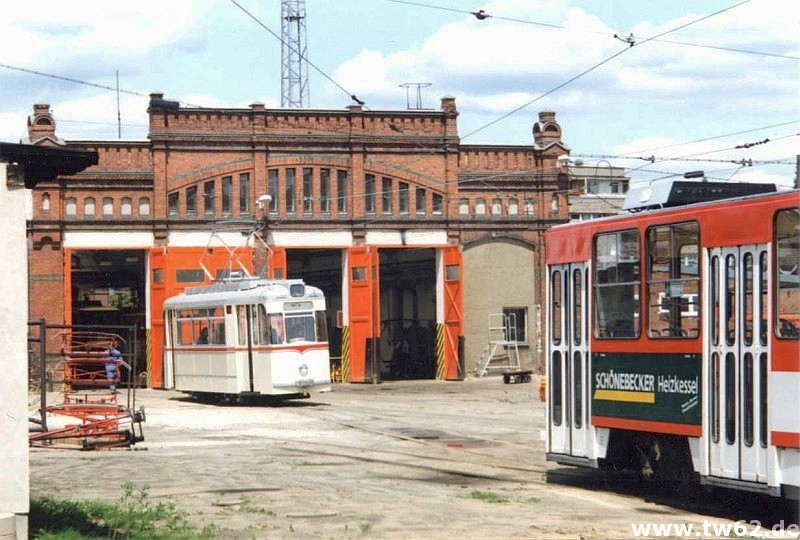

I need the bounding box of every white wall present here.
[0,162,30,538]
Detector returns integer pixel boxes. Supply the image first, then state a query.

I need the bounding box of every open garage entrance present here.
[378,248,436,380]
[70,249,146,377]
[286,249,344,362]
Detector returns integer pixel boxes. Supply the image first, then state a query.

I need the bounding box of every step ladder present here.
[474,313,521,377]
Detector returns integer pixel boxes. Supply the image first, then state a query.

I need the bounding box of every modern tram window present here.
[584,269,589,343]
[759,252,768,346]
[551,351,562,426]
[594,230,640,338]
[551,271,562,345]
[744,253,754,346]
[573,351,582,429]
[743,352,754,447]
[573,269,582,346]
[646,222,699,338]
[759,352,768,448]
[725,255,736,346]
[775,208,800,339]
[711,352,720,443]
[725,352,736,445]
[711,256,719,346]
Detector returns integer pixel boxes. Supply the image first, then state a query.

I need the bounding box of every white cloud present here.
[0,1,214,75]
[329,0,798,136]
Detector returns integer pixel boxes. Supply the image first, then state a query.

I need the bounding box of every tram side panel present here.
[545,193,800,499]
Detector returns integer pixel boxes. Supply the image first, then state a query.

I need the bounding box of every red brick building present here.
[26,95,570,386]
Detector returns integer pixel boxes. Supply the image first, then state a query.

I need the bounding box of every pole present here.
[116,70,121,139]
[39,318,47,432]
[131,324,137,411]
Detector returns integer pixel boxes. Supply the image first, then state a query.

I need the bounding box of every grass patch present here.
[359,520,373,535]
[30,482,211,539]
[524,496,541,504]
[237,495,275,516]
[469,489,509,503]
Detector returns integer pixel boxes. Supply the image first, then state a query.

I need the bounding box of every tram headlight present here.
[299,364,309,377]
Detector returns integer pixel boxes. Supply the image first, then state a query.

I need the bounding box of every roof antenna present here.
[399,82,432,110]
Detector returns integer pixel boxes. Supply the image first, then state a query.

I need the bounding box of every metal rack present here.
[474,313,521,377]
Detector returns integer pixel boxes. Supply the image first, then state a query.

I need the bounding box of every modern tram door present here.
[707,244,769,484]
[549,263,589,458]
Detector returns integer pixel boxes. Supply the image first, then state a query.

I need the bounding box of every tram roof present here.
[163,278,324,309]
[545,188,799,264]
[551,186,798,233]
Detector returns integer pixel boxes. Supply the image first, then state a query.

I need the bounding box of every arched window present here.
[475,198,486,216]
[102,197,113,217]
[139,197,150,217]
[508,198,519,216]
[65,197,77,217]
[492,198,502,216]
[525,198,535,216]
[121,197,132,217]
[42,193,51,214]
[84,197,95,218]
[551,193,559,212]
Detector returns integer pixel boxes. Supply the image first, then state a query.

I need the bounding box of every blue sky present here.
[1,0,797,185]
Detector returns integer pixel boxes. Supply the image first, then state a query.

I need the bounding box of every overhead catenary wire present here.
[0,62,206,108]
[383,0,798,60]
[460,0,754,140]
[610,120,800,157]
[228,0,367,108]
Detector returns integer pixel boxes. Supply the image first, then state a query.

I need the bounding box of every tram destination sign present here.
[591,352,701,425]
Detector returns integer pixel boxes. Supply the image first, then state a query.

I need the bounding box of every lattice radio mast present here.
[281,0,309,108]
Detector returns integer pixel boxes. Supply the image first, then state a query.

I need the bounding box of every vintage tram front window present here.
[267,312,285,344]
[593,229,640,338]
[315,311,329,342]
[775,208,800,339]
[285,313,316,343]
[646,222,699,338]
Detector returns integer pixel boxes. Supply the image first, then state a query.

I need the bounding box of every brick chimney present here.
[533,110,561,147]
[440,96,457,115]
[27,104,60,145]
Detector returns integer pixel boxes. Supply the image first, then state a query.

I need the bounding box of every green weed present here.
[359,520,373,535]
[469,489,509,503]
[30,482,210,539]
[237,495,275,516]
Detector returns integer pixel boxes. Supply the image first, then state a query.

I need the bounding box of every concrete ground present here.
[30,378,798,539]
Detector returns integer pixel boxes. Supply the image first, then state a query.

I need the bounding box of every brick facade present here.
[26,97,571,373]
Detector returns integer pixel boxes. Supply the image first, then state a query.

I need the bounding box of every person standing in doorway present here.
[104,337,123,392]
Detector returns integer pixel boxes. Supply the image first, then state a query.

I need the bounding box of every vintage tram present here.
[544,181,799,499]
[163,278,331,399]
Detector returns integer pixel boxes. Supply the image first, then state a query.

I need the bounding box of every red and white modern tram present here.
[163,278,331,399]
[544,181,799,499]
